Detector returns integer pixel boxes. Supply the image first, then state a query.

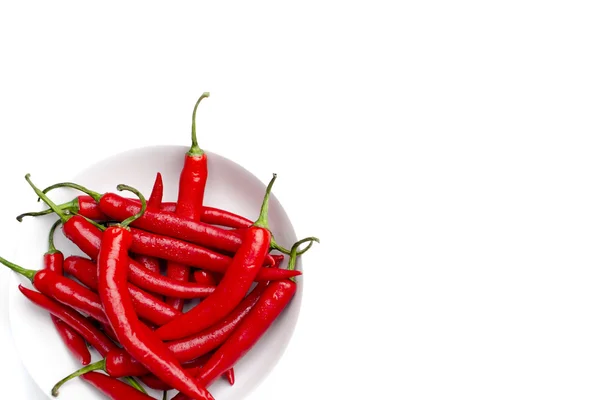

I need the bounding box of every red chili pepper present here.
[66,281,267,379]
[27,177,218,300]
[80,372,155,400]
[166,94,210,311]
[156,174,278,341]
[0,256,109,324]
[19,195,253,230]
[44,220,91,366]
[224,368,235,386]
[23,180,295,257]
[96,184,214,400]
[64,256,181,326]
[174,239,312,400]
[192,270,218,286]
[17,285,116,357]
[129,228,300,282]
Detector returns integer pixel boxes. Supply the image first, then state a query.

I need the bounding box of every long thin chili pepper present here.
[80,372,155,400]
[24,180,296,256]
[58,281,267,380]
[17,285,116,357]
[156,174,281,341]
[96,184,214,400]
[19,195,254,230]
[174,239,311,400]
[129,228,300,281]
[44,220,91,366]
[26,175,217,299]
[166,93,210,312]
[0,256,109,324]
[64,256,181,326]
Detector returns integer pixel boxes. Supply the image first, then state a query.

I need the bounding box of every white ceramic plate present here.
[8,145,302,400]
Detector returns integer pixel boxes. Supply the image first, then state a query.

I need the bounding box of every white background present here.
[1,1,600,399]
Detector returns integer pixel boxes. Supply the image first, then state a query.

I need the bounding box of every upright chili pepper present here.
[155,174,280,341]
[174,239,312,400]
[80,372,155,400]
[25,175,217,299]
[166,93,210,312]
[18,285,117,357]
[96,184,214,400]
[44,220,91,366]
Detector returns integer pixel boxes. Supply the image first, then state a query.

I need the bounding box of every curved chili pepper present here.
[26,176,218,300]
[17,285,116,357]
[80,372,155,400]
[166,94,210,311]
[129,228,300,282]
[64,256,181,326]
[44,220,91,366]
[97,184,214,400]
[156,174,278,341]
[64,281,267,380]
[0,256,109,324]
[174,240,312,400]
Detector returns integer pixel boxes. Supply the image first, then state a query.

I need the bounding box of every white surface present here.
[1,1,600,400]
[8,147,302,400]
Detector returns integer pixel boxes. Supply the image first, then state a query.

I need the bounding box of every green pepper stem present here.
[0,256,35,281]
[189,92,210,156]
[124,376,147,394]
[253,174,277,230]
[47,219,63,254]
[16,198,79,222]
[116,184,146,228]
[25,174,71,223]
[51,359,105,397]
[41,182,102,202]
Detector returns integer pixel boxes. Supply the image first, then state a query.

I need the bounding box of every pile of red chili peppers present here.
[5,93,318,400]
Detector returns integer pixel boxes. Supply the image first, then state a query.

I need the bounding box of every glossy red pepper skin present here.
[81,372,155,400]
[156,227,270,340]
[132,253,161,275]
[62,215,216,298]
[225,368,235,386]
[98,226,214,400]
[34,269,108,324]
[44,251,91,366]
[178,280,297,398]
[104,282,266,377]
[192,270,218,286]
[64,256,181,326]
[130,228,300,282]
[99,194,245,253]
[18,285,117,357]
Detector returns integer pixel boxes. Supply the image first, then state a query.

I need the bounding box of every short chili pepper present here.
[18,285,117,357]
[26,175,217,299]
[156,174,281,341]
[133,172,166,283]
[80,372,155,400]
[174,239,312,399]
[0,255,109,324]
[64,256,181,326]
[96,184,214,400]
[166,93,210,312]
[26,180,295,257]
[44,220,91,366]
[129,228,300,282]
